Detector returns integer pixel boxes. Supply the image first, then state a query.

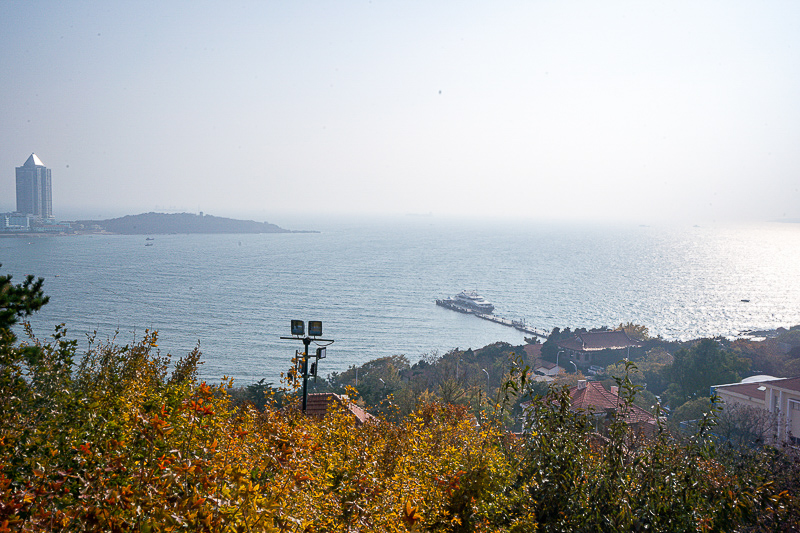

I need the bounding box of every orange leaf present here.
[402,499,422,526]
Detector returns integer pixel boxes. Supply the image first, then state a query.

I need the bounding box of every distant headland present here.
[71,212,316,235]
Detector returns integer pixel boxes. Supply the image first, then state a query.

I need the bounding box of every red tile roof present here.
[569,381,656,426]
[524,343,543,359]
[557,331,641,352]
[714,382,768,402]
[768,376,800,394]
[570,381,618,411]
[304,393,375,425]
[536,360,558,371]
[714,376,800,400]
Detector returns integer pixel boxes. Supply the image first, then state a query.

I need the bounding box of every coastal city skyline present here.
[2,2,800,224]
[4,5,800,526]
[1,153,66,233]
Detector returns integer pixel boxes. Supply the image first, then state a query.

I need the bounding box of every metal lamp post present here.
[280,320,334,412]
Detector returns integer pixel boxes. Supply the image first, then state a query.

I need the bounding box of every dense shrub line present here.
[1,271,798,531]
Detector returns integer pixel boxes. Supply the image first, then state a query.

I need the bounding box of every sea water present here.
[2,217,799,385]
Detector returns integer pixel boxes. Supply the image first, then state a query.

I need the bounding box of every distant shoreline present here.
[69,212,318,235]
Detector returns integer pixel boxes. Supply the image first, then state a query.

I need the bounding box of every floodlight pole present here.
[281,328,334,413]
[301,336,311,412]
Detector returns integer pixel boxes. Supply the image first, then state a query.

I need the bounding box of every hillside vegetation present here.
[71,212,302,234]
[2,269,799,531]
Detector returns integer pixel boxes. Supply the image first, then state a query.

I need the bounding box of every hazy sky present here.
[2,1,799,223]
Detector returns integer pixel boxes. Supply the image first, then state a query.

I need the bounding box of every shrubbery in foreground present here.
[1,272,798,531]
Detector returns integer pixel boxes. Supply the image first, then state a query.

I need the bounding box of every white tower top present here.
[23,153,45,167]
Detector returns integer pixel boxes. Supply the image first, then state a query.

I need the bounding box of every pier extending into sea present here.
[435,299,549,339]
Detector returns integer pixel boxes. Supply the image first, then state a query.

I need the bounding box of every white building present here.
[713,376,800,445]
[1,213,32,231]
[16,153,52,219]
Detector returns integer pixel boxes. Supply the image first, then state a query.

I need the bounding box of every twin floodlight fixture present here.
[283,319,334,387]
[281,320,335,411]
[289,320,327,361]
[290,319,322,338]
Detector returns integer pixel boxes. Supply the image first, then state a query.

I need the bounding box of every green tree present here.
[337,354,409,411]
[0,266,49,338]
[663,339,748,408]
[540,327,563,361]
[605,360,646,387]
[668,397,713,432]
[0,267,56,436]
[730,338,788,377]
[1,269,797,531]
[616,322,651,341]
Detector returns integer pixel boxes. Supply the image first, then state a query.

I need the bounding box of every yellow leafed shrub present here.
[0,269,797,532]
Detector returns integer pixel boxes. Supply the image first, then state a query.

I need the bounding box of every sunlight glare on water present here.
[2,218,799,385]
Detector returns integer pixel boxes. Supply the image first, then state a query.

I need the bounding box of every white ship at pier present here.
[435,290,548,339]
[436,290,495,314]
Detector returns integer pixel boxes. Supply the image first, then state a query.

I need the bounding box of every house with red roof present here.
[524,343,563,381]
[534,359,562,377]
[713,376,800,445]
[304,393,376,425]
[556,330,642,366]
[568,380,658,436]
[521,380,658,437]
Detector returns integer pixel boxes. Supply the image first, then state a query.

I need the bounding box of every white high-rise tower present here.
[15,153,52,219]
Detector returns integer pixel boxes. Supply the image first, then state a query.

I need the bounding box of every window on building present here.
[789,400,800,446]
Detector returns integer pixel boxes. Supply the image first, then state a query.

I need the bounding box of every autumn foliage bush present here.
[1,271,797,532]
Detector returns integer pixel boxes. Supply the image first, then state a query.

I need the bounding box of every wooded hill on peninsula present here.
[72,212,313,234]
